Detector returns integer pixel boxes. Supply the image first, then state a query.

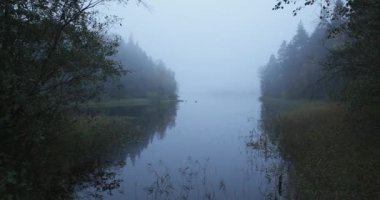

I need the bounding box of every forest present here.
[264,0,379,109]
[105,38,177,101]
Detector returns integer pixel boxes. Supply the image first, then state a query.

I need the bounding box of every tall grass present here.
[261,99,380,199]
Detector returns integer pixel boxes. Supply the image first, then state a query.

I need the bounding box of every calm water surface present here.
[81,95,284,199]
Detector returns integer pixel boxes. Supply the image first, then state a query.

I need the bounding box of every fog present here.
[102,0,320,98]
[4,1,379,199]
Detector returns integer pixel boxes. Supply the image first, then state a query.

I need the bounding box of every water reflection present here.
[0,102,178,199]
[113,103,178,164]
[243,101,290,200]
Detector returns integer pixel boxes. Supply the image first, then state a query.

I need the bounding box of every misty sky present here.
[101,0,320,97]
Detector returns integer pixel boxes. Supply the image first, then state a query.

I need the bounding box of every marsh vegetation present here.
[257,98,380,199]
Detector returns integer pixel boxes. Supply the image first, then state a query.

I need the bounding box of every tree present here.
[0,0,127,144]
[261,55,282,98]
[280,22,309,98]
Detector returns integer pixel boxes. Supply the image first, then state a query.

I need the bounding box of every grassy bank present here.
[261,98,380,199]
[87,98,180,108]
[87,98,153,108]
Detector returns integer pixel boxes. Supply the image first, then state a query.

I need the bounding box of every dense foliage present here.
[105,38,178,100]
[0,0,124,148]
[327,0,380,108]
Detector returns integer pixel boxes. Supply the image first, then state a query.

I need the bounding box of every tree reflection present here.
[0,102,178,199]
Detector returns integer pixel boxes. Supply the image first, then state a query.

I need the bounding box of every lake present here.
[77,94,285,200]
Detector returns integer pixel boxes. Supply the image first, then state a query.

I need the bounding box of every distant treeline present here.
[261,0,380,108]
[105,39,178,100]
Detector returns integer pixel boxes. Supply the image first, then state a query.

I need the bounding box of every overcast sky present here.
[100,0,320,97]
